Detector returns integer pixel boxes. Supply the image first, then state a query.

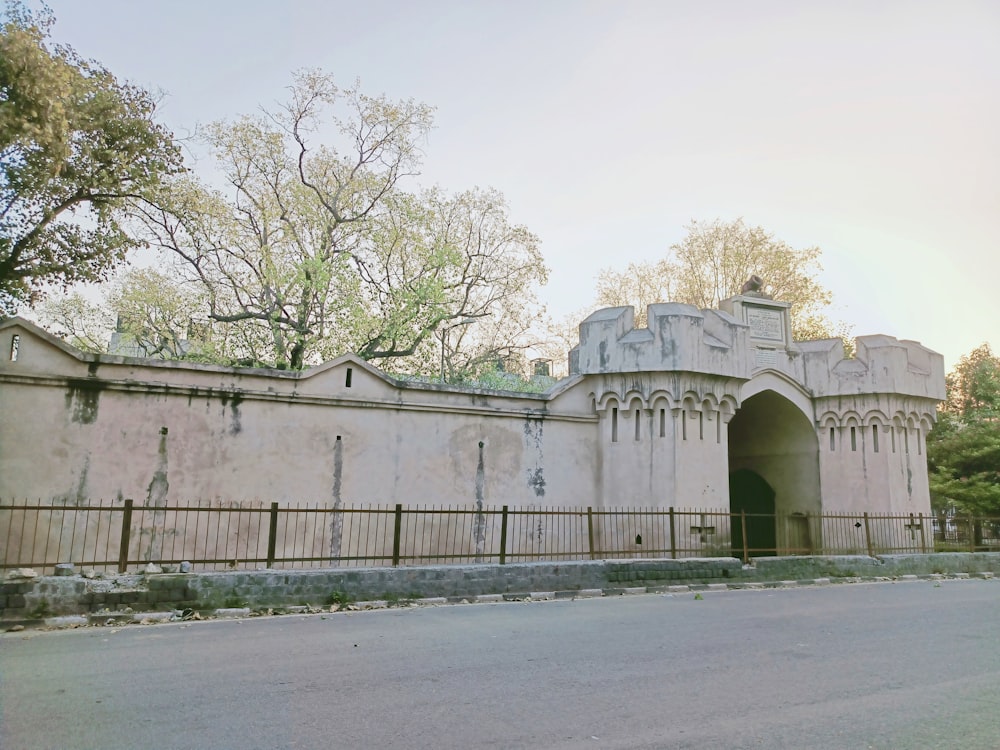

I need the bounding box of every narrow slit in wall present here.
[659,409,666,438]
[872,425,879,453]
[9,334,18,362]
[634,409,641,441]
[829,427,836,451]
[612,407,618,443]
[345,367,353,387]
[850,426,857,452]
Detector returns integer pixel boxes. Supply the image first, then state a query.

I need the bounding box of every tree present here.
[135,71,547,370]
[944,343,1000,416]
[0,2,181,314]
[36,290,112,352]
[928,344,1000,518]
[37,267,214,360]
[594,218,843,340]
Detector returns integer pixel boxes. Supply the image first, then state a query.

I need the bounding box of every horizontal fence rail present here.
[2,499,999,575]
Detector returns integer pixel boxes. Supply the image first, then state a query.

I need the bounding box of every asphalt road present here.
[2,580,999,750]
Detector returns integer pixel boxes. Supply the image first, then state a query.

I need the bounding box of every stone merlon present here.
[798,335,946,401]
[569,303,751,380]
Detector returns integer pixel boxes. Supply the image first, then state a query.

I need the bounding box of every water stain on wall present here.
[524,416,546,498]
[219,391,244,435]
[330,435,344,560]
[473,441,487,561]
[64,378,106,424]
[55,454,91,506]
[142,426,171,564]
[146,427,170,507]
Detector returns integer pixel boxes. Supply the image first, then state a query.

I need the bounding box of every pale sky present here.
[39,0,1000,370]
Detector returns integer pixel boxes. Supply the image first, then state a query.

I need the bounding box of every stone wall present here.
[5,553,999,626]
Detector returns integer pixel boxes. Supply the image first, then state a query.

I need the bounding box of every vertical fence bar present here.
[266,502,279,568]
[117,499,134,573]
[918,513,927,554]
[668,507,677,559]
[392,503,403,566]
[968,517,976,553]
[863,512,874,557]
[499,505,509,565]
[741,510,749,563]
[587,507,595,560]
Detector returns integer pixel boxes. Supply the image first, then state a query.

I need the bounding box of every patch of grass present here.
[934,542,969,553]
[324,591,352,607]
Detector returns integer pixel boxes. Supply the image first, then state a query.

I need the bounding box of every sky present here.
[37,0,1000,370]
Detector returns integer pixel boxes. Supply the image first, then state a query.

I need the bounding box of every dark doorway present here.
[730,468,776,559]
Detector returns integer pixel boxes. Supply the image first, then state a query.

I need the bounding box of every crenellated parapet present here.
[569,303,751,380]
[798,335,946,408]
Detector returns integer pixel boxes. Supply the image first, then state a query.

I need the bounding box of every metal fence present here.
[2,498,999,575]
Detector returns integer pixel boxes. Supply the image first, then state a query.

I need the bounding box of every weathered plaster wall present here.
[0,291,946,540]
[0,322,599,510]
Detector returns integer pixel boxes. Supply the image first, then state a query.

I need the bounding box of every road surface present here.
[2,580,999,749]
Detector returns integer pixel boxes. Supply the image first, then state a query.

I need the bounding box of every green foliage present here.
[928,344,1000,515]
[133,72,547,371]
[324,591,352,607]
[37,267,222,361]
[460,369,552,394]
[945,344,1000,416]
[0,2,182,313]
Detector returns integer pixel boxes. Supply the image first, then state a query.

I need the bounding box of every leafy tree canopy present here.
[594,218,847,341]
[45,71,548,373]
[0,2,182,313]
[928,344,1000,516]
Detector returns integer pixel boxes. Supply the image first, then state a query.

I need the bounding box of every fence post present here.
[863,512,874,557]
[117,498,133,573]
[392,503,403,566]
[266,502,279,568]
[587,507,595,560]
[499,505,509,565]
[668,507,677,560]
[741,509,749,564]
[918,513,927,554]
[969,517,976,553]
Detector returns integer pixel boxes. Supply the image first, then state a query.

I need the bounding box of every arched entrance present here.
[728,384,821,557]
[729,468,776,557]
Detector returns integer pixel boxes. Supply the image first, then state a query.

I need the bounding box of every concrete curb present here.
[7,572,992,632]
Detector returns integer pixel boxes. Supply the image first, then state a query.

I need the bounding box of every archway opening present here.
[728,388,820,556]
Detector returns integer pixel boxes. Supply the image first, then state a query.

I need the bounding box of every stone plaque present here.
[755,348,778,368]
[746,307,784,342]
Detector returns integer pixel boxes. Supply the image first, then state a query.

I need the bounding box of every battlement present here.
[799,334,946,400]
[568,303,751,380]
